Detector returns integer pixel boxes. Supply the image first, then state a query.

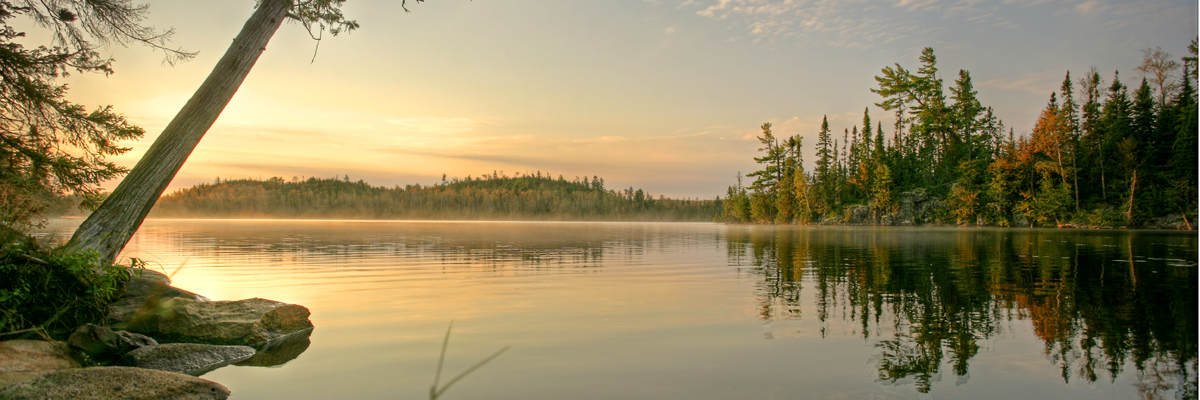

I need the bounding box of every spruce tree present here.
[814,116,833,216]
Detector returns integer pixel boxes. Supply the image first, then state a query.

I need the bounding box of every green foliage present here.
[726,43,1197,228]
[949,160,985,225]
[721,177,751,223]
[0,5,148,230]
[792,166,814,224]
[748,191,775,224]
[869,162,895,216]
[0,230,140,338]
[153,174,720,222]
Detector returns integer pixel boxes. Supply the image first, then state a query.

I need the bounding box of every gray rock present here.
[237,327,313,367]
[0,366,229,400]
[0,340,80,388]
[108,269,208,329]
[68,324,157,364]
[892,189,950,225]
[125,297,313,346]
[124,343,255,376]
[843,205,871,224]
[1145,213,1192,230]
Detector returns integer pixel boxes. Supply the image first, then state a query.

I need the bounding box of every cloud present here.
[1072,0,1105,14]
[980,71,1059,95]
[386,116,478,135]
[681,0,1185,49]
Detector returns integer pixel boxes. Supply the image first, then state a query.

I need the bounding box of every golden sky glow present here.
[29,0,1198,198]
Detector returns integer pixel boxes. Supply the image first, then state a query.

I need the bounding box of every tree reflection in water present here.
[726,226,1197,398]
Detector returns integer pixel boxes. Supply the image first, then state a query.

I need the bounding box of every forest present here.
[721,43,1199,228]
[149,172,722,222]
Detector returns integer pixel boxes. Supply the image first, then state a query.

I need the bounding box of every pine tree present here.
[1058,72,1082,212]
[1099,72,1132,205]
[747,122,786,193]
[1078,68,1105,205]
[814,116,834,216]
[1169,63,1198,217]
[0,1,187,229]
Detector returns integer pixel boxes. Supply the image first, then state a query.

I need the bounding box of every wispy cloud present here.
[386,116,478,135]
[681,0,1184,48]
[980,71,1060,95]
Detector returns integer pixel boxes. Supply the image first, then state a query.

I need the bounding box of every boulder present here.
[125,297,313,346]
[124,344,255,376]
[109,269,207,329]
[68,324,157,364]
[0,366,229,400]
[1145,213,1192,230]
[895,189,949,225]
[237,327,313,367]
[843,205,871,224]
[0,340,80,388]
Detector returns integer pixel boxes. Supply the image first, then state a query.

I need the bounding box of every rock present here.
[108,269,208,329]
[1145,213,1192,230]
[0,340,80,388]
[843,205,871,224]
[1013,212,1031,228]
[237,327,313,367]
[894,189,950,225]
[124,343,255,376]
[68,324,157,364]
[125,297,313,346]
[0,366,229,400]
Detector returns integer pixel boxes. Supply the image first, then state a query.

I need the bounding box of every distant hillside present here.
[150,173,721,222]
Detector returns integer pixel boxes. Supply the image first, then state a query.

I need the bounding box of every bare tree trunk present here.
[1126,169,1138,225]
[66,0,292,264]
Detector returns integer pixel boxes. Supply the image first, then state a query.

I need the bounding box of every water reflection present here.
[125,220,635,272]
[727,227,1198,398]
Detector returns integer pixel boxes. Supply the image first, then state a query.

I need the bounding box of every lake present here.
[40,219,1198,399]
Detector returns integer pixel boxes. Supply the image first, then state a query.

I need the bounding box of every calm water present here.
[42,219,1198,399]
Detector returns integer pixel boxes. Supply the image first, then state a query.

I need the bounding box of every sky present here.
[35,0,1200,199]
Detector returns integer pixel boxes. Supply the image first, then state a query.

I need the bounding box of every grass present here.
[429,321,509,400]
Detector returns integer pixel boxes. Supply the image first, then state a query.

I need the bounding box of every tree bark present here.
[66,0,292,264]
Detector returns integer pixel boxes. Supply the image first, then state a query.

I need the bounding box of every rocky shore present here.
[0,269,314,399]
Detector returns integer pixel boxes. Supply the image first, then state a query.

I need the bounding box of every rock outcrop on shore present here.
[123,297,314,346]
[0,366,230,400]
[0,340,80,388]
[0,268,315,398]
[125,343,255,376]
[68,324,157,364]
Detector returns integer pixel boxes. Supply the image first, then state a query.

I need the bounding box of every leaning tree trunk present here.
[66,0,292,264]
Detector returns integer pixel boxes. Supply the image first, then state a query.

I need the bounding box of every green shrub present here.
[0,231,141,339]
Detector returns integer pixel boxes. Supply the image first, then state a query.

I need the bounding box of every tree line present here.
[150,172,722,222]
[722,43,1199,228]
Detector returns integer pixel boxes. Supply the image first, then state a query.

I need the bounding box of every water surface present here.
[43,219,1197,399]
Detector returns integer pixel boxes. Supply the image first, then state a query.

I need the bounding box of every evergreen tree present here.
[1078,68,1105,205]
[814,116,834,216]
[0,1,184,229]
[1058,72,1082,211]
[1169,63,1198,214]
[747,123,786,192]
[1099,72,1132,204]
[950,70,983,162]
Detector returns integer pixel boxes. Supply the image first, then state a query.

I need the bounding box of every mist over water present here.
[38,219,1196,399]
